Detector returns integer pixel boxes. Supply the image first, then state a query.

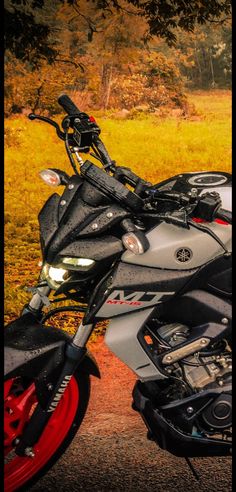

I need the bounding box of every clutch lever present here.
[28,113,66,141]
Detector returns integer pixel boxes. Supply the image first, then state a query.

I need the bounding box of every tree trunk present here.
[104,64,113,110]
[32,83,43,113]
[209,50,216,88]
[194,41,202,87]
[100,63,113,110]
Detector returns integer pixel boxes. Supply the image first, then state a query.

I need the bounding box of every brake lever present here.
[28,114,66,141]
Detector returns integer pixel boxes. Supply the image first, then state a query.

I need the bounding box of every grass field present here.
[4,90,232,330]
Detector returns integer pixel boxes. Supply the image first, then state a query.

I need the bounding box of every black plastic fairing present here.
[78,181,113,206]
[132,381,231,457]
[207,267,232,297]
[38,173,129,262]
[58,175,84,222]
[83,251,232,324]
[39,175,84,255]
[45,199,105,262]
[178,253,232,298]
[39,193,60,253]
[110,262,197,291]
[40,194,129,264]
[4,313,100,381]
[155,289,232,327]
[56,236,123,262]
[4,313,70,349]
[4,313,69,379]
[83,262,198,323]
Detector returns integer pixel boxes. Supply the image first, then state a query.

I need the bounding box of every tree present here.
[5,0,232,63]
[102,0,232,44]
[4,0,59,65]
[4,0,232,115]
[4,53,81,115]
[162,22,232,89]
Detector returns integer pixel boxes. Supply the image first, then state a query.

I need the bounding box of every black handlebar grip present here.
[215,208,232,224]
[58,94,81,115]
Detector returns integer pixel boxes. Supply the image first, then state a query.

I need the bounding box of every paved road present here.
[31,339,232,492]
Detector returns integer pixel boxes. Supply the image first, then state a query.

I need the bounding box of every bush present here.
[109,54,189,113]
[5,52,190,116]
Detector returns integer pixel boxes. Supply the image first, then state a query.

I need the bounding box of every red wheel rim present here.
[4,376,79,492]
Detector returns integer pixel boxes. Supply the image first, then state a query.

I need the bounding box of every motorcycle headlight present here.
[61,257,95,271]
[41,264,69,290]
[41,258,95,289]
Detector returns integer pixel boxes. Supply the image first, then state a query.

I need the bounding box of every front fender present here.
[4,313,101,381]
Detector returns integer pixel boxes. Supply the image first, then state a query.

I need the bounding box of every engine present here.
[158,322,231,389]
[140,321,232,440]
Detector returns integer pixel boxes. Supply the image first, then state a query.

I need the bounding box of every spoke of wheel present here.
[4,383,36,448]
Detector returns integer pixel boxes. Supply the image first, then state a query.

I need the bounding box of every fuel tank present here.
[122,171,232,270]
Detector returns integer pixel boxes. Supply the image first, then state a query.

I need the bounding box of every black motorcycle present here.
[4,95,232,491]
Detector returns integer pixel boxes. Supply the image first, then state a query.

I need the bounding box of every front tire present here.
[4,371,90,492]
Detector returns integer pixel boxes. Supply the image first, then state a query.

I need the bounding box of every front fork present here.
[15,287,95,456]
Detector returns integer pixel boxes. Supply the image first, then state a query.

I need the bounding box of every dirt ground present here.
[31,337,232,492]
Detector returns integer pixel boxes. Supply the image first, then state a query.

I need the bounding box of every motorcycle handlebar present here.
[93,135,115,170]
[57,95,147,184]
[58,95,114,170]
[215,208,232,224]
[58,94,81,115]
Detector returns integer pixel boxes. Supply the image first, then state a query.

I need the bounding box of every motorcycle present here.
[4,95,232,491]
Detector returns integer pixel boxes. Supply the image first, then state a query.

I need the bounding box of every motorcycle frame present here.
[5,255,231,457]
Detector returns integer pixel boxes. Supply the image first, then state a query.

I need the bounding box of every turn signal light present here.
[122,232,147,255]
[39,169,61,186]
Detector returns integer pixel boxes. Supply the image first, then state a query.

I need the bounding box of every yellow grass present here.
[4,90,232,327]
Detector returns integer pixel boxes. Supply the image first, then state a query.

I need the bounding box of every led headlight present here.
[41,264,69,290]
[41,258,95,289]
[61,257,95,271]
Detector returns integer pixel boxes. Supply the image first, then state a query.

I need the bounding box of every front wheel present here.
[4,371,90,492]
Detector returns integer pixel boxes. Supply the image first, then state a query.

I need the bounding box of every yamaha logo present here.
[47,375,72,412]
[175,247,193,263]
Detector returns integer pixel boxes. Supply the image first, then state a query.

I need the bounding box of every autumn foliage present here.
[4,0,231,116]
